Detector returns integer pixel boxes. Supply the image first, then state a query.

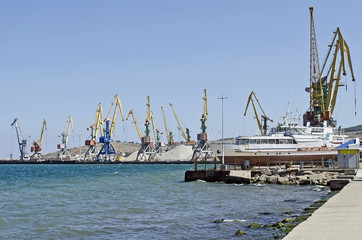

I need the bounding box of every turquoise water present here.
[0,164,327,239]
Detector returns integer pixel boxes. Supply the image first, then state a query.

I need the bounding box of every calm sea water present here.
[0,164,328,239]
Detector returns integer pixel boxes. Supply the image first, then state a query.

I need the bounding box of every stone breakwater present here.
[250,168,345,185]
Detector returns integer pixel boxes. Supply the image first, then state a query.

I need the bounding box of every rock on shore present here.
[251,168,343,186]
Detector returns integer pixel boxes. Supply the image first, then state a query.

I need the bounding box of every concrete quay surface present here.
[284,167,362,240]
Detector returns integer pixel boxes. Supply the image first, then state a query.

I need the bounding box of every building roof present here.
[336,138,362,149]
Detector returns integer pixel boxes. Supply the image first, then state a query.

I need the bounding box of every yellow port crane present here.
[244,91,273,136]
[320,28,356,122]
[126,109,143,141]
[169,103,194,145]
[57,115,74,160]
[98,94,125,161]
[192,89,215,168]
[30,119,47,160]
[305,7,355,126]
[161,106,174,145]
[84,103,104,161]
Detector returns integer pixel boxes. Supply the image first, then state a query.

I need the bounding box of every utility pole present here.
[218,94,227,169]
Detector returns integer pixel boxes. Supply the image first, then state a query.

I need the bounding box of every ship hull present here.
[219,150,337,166]
[211,143,337,167]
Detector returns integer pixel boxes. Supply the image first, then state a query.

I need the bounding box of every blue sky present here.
[1,1,361,158]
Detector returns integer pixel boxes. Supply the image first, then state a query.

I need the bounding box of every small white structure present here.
[337,138,361,169]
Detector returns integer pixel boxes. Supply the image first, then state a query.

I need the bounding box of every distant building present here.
[337,138,362,169]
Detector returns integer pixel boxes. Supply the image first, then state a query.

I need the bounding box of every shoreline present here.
[0,159,201,164]
[231,186,341,238]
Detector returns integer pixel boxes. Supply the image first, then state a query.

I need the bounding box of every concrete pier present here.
[184,169,251,183]
[284,167,362,240]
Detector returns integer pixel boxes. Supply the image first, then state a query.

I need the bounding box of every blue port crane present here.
[97,94,124,161]
[11,118,30,160]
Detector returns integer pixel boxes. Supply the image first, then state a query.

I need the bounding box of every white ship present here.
[210,117,348,167]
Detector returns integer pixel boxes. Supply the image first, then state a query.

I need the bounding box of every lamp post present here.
[218,94,227,170]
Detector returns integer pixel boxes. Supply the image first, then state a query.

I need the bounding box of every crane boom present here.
[161,106,174,144]
[321,28,356,118]
[38,119,47,148]
[126,109,143,141]
[244,91,273,135]
[61,115,73,146]
[150,111,157,144]
[95,103,104,139]
[169,103,190,143]
[104,95,124,138]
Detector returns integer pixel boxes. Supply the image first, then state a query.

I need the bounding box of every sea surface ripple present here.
[0,164,327,239]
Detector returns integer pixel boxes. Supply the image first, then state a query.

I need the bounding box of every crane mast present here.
[244,91,273,135]
[145,96,151,138]
[30,119,47,160]
[306,6,325,125]
[11,118,29,160]
[200,89,207,134]
[161,106,174,145]
[57,115,74,160]
[150,111,158,145]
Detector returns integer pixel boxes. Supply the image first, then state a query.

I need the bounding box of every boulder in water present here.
[247,222,261,228]
[235,229,245,235]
